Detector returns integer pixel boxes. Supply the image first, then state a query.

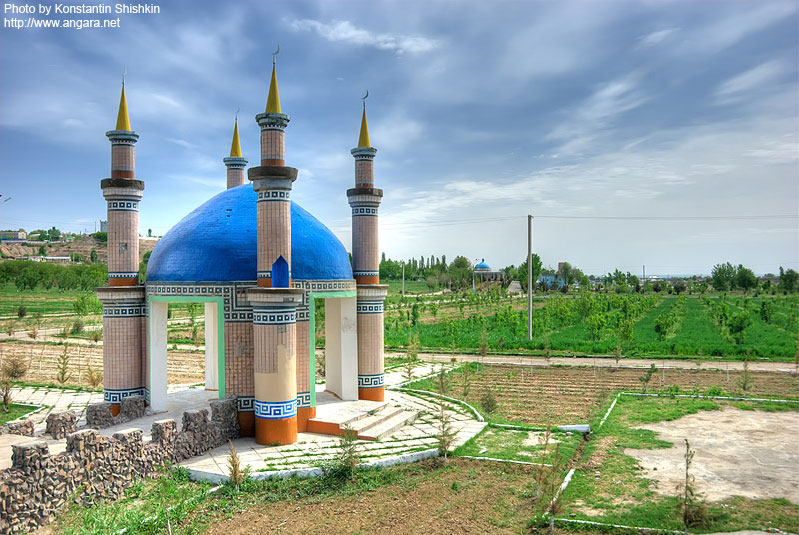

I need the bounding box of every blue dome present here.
[475,260,491,271]
[146,184,353,282]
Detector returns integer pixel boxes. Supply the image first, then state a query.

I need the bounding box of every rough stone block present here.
[3,419,34,436]
[86,402,114,428]
[46,411,77,439]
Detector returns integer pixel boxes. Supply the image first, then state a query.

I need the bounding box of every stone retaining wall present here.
[0,398,239,534]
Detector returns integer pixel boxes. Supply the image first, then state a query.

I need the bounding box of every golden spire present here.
[229,116,242,158]
[115,82,131,131]
[265,47,282,114]
[358,107,371,148]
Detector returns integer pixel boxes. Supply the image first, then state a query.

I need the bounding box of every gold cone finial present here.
[115,83,131,131]
[265,47,282,114]
[358,107,371,148]
[230,116,242,158]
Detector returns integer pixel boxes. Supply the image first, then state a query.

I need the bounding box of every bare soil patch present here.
[626,406,799,503]
[0,340,205,387]
[447,365,799,426]
[203,459,537,535]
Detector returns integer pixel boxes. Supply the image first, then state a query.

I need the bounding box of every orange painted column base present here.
[358,387,385,402]
[238,412,255,437]
[110,404,121,417]
[109,277,139,286]
[296,406,316,433]
[255,415,297,446]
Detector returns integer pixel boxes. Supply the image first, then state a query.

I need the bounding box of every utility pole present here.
[527,215,533,341]
[401,262,405,295]
[643,264,646,281]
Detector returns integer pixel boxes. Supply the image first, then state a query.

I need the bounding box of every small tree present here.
[435,400,455,461]
[1,354,29,410]
[737,354,752,396]
[639,363,657,393]
[437,366,450,396]
[676,439,708,534]
[335,426,360,481]
[478,323,488,361]
[84,363,103,388]
[480,390,498,417]
[56,344,72,384]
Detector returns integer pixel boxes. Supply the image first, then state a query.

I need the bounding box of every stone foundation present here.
[0,398,239,534]
[85,394,146,429]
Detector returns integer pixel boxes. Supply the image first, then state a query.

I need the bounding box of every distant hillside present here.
[0,235,158,262]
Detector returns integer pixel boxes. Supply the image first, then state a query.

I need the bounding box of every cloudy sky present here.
[1,0,797,276]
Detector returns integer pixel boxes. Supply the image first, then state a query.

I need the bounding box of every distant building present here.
[100,220,108,232]
[473,259,504,282]
[507,280,523,294]
[0,230,26,240]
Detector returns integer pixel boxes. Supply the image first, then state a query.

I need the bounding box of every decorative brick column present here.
[96,286,146,415]
[348,104,388,401]
[253,63,291,288]
[224,118,247,189]
[356,285,388,401]
[97,84,146,416]
[247,288,303,445]
[295,299,314,431]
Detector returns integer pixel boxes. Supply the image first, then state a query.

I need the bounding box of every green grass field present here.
[560,396,799,533]
[0,284,87,316]
[0,403,38,425]
[384,293,799,361]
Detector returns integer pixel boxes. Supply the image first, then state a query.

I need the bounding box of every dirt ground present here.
[203,460,538,535]
[626,406,799,503]
[0,340,205,387]
[446,365,799,426]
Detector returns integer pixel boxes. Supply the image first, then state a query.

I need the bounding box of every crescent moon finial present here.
[122,67,126,87]
[362,89,369,108]
[272,45,280,65]
[235,107,239,122]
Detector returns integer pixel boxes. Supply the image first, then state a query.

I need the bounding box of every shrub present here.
[1,354,28,410]
[479,390,498,416]
[71,318,85,335]
[16,305,26,319]
[73,294,102,316]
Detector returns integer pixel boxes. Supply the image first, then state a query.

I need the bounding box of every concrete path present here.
[388,352,798,373]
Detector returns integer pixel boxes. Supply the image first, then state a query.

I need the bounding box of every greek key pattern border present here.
[297,391,311,408]
[254,399,297,419]
[357,374,385,389]
[104,387,146,404]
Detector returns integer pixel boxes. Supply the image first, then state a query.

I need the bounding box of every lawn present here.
[0,403,38,425]
[559,396,799,533]
[54,459,542,534]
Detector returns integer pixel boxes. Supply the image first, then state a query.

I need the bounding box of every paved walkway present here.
[389,352,798,373]
[1,362,485,478]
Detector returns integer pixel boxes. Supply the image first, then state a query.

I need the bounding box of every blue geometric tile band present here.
[252,311,296,325]
[254,399,297,419]
[356,302,384,314]
[351,207,378,216]
[108,271,140,279]
[104,387,146,404]
[358,374,384,388]
[297,391,311,408]
[257,190,290,202]
[107,201,139,211]
[102,305,146,318]
[237,396,254,412]
[353,270,379,277]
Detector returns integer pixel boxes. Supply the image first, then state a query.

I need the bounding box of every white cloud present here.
[714,59,790,104]
[547,73,648,155]
[638,28,678,47]
[288,19,440,54]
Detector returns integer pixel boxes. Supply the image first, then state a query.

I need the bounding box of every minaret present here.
[247,51,303,445]
[224,117,247,189]
[96,79,146,415]
[347,97,389,401]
